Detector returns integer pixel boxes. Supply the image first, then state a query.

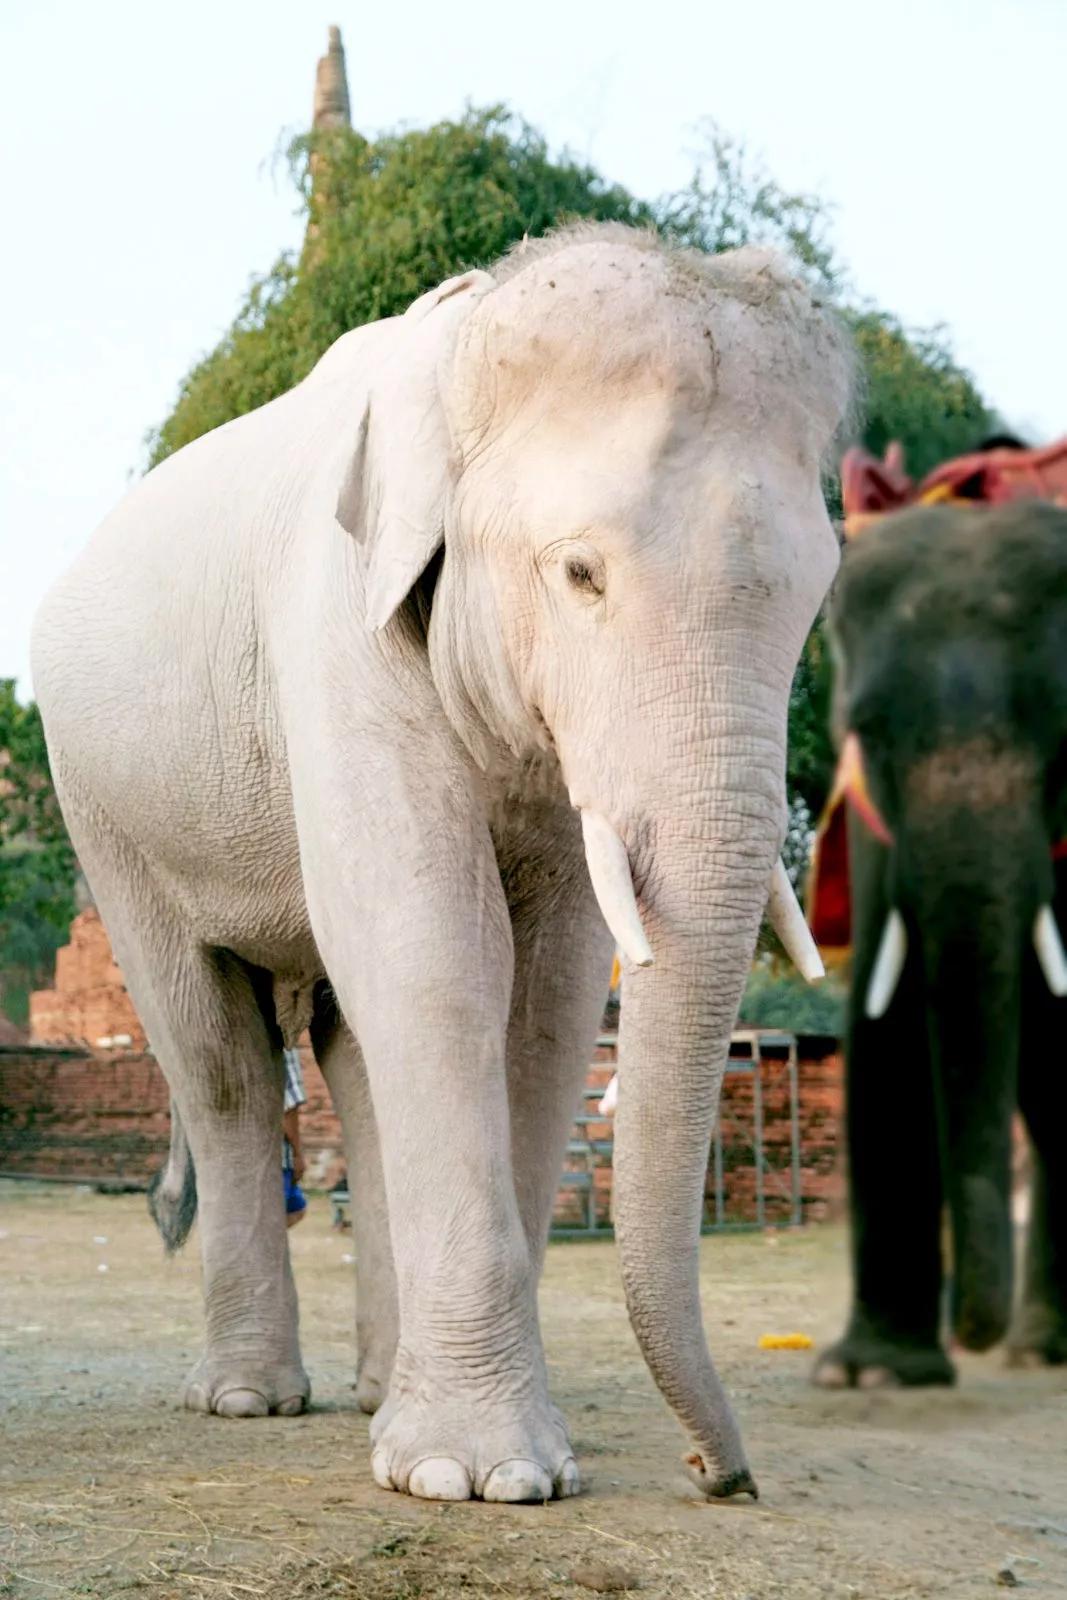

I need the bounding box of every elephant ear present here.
[335,269,496,633]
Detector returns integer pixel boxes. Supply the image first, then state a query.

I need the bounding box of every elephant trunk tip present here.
[683,1452,759,1501]
[954,1300,1012,1354]
[951,1171,1014,1353]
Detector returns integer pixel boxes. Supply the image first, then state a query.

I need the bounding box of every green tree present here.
[146,110,649,466]
[147,108,996,524]
[741,955,846,1035]
[0,681,77,1025]
[657,123,840,289]
[787,625,837,823]
[146,114,860,468]
[850,309,995,481]
[786,316,995,831]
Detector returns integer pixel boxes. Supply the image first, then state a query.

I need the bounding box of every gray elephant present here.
[814,499,1067,1388]
[32,223,851,1502]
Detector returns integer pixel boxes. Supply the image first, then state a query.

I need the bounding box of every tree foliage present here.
[849,309,994,480]
[741,956,846,1035]
[146,110,649,466]
[656,123,840,289]
[148,110,993,485]
[0,681,77,1023]
[786,317,995,824]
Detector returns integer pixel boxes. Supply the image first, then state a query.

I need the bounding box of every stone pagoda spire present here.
[313,25,351,130]
[305,26,354,259]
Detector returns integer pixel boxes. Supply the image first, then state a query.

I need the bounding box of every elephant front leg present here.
[814,994,954,1389]
[312,816,578,1503]
[1011,1014,1067,1365]
[363,1002,577,1501]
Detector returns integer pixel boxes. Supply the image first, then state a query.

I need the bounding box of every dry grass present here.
[2,1182,1065,1599]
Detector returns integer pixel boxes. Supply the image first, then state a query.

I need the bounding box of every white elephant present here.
[32,223,851,1503]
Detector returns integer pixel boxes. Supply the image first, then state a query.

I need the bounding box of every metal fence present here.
[553,1029,803,1237]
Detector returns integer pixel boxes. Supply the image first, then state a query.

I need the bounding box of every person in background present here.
[282,1046,308,1228]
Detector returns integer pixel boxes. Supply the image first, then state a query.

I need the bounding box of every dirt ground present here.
[1,1181,1065,1600]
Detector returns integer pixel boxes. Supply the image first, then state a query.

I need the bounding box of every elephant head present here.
[831,500,1067,1351]
[339,224,853,1492]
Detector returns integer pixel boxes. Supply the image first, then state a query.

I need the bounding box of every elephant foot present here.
[184,1355,310,1417]
[355,1364,388,1415]
[354,1313,398,1414]
[812,1333,955,1390]
[368,1390,579,1502]
[1006,1308,1067,1368]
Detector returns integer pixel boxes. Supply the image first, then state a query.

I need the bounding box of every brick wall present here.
[0,1035,844,1226]
[555,1035,844,1230]
[3,916,845,1224]
[0,1045,169,1184]
[0,1041,345,1189]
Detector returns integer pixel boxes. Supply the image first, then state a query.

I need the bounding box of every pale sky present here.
[2,0,1064,696]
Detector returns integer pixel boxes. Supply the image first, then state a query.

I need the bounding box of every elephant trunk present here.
[923,918,1020,1350]
[907,795,1047,1351]
[607,760,783,1499]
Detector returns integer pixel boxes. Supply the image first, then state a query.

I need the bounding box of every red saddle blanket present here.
[841,435,1067,537]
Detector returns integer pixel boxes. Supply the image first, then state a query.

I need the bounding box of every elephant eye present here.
[565,555,604,598]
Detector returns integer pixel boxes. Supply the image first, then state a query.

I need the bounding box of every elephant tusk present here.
[1033,905,1067,997]
[766,859,825,983]
[598,1073,619,1115]
[865,909,908,1019]
[580,811,654,969]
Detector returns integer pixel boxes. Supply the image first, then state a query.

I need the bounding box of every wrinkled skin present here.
[33,224,850,1501]
[815,502,1067,1390]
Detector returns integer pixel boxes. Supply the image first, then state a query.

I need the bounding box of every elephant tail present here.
[147,1101,197,1253]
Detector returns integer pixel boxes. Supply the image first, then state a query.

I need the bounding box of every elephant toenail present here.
[556,1457,581,1498]
[275,1394,307,1416]
[214,1388,270,1418]
[371,1447,395,1490]
[482,1459,554,1503]
[812,1359,850,1389]
[408,1457,472,1501]
[857,1365,899,1390]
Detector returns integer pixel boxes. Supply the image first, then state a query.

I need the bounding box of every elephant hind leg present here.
[1006,1153,1067,1366]
[1011,1015,1067,1366]
[57,802,308,1418]
[310,984,398,1412]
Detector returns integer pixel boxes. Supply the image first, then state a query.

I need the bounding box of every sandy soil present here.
[1,1180,1065,1600]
